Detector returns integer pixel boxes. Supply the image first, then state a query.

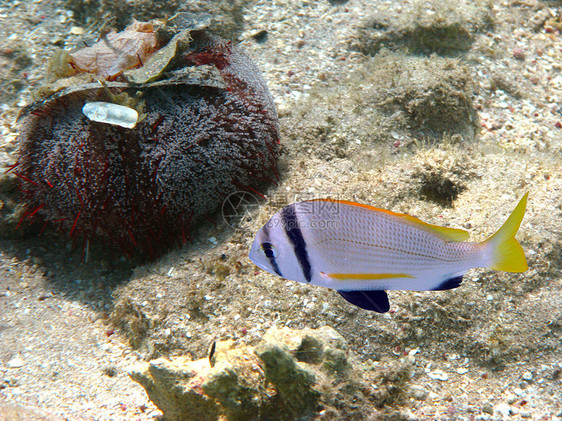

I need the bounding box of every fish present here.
[249,193,528,313]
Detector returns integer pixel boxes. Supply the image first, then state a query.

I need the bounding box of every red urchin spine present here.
[3,162,19,174]
[12,171,39,186]
[69,211,81,237]
[232,180,266,200]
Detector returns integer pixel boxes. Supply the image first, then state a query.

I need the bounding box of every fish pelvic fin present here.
[484,192,528,273]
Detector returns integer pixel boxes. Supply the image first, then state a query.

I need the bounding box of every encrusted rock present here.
[130,357,221,421]
[129,326,381,420]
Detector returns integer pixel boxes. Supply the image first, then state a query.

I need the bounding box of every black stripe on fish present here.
[261,242,283,277]
[260,225,284,278]
[281,205,312,283]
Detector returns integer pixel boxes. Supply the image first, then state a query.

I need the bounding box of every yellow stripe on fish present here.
[321,273,415,280]
[249,193,529,313]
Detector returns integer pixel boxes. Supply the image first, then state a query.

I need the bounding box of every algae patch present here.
[353,0,494,56]
[282,51,479,162]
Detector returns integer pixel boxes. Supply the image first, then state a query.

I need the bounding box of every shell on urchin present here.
[82,101,139,129]
[15,29,280,259]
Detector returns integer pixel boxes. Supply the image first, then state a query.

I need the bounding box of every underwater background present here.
[0,0,560,420]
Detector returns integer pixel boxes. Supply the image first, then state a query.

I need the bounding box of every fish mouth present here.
[248,254,270,273]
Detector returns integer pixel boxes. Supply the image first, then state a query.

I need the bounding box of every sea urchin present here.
[13,15,280,260]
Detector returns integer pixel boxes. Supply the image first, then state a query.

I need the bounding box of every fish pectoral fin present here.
[337,290,390,313]
[322,272,414,280]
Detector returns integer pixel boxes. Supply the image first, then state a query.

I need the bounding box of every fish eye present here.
[260,242,278,259]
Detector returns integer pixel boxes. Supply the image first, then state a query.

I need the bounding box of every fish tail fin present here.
[482,192,528,273]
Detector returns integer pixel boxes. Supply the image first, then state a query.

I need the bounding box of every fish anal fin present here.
[338,290,390,312]
[432,275,464,291]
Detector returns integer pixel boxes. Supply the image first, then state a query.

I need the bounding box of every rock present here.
[495,402,511,418]
[482,403,494,415]
[427,369,449,381]
[530,9,552,31]
[520,409,533,418]
[506,393,517,404]
[69,26,84,35]
[285,51,479,158]
[409,385,429,400]
[522,371,533,382]
[129,326,380,420]
[371,355,415,407]
[262,326,349,372]
[7,355,24,368]
[408,147,477,206]
[130,357,221,421]
[254,342,320,418]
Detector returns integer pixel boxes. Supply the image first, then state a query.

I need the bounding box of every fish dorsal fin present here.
[308,199,470,242]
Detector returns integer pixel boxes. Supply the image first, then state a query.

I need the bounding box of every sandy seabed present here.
[0,0,561,420]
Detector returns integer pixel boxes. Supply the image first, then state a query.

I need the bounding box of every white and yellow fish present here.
[249,193,528,312]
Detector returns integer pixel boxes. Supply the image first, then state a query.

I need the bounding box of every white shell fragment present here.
[82,101,139,129]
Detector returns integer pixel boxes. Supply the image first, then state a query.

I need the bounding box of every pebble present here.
[495,402,511,417]
[506,393,517,404]
[409,385,429,400]
[427,370,448,381]
[513,387,525,396]
[513,48,525,60]
[82,102,139,129]
[70,26,84,35]
[427,391,440,400]
[482,403,494,415]
[522,371,533,382]
[7,356,24,368]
